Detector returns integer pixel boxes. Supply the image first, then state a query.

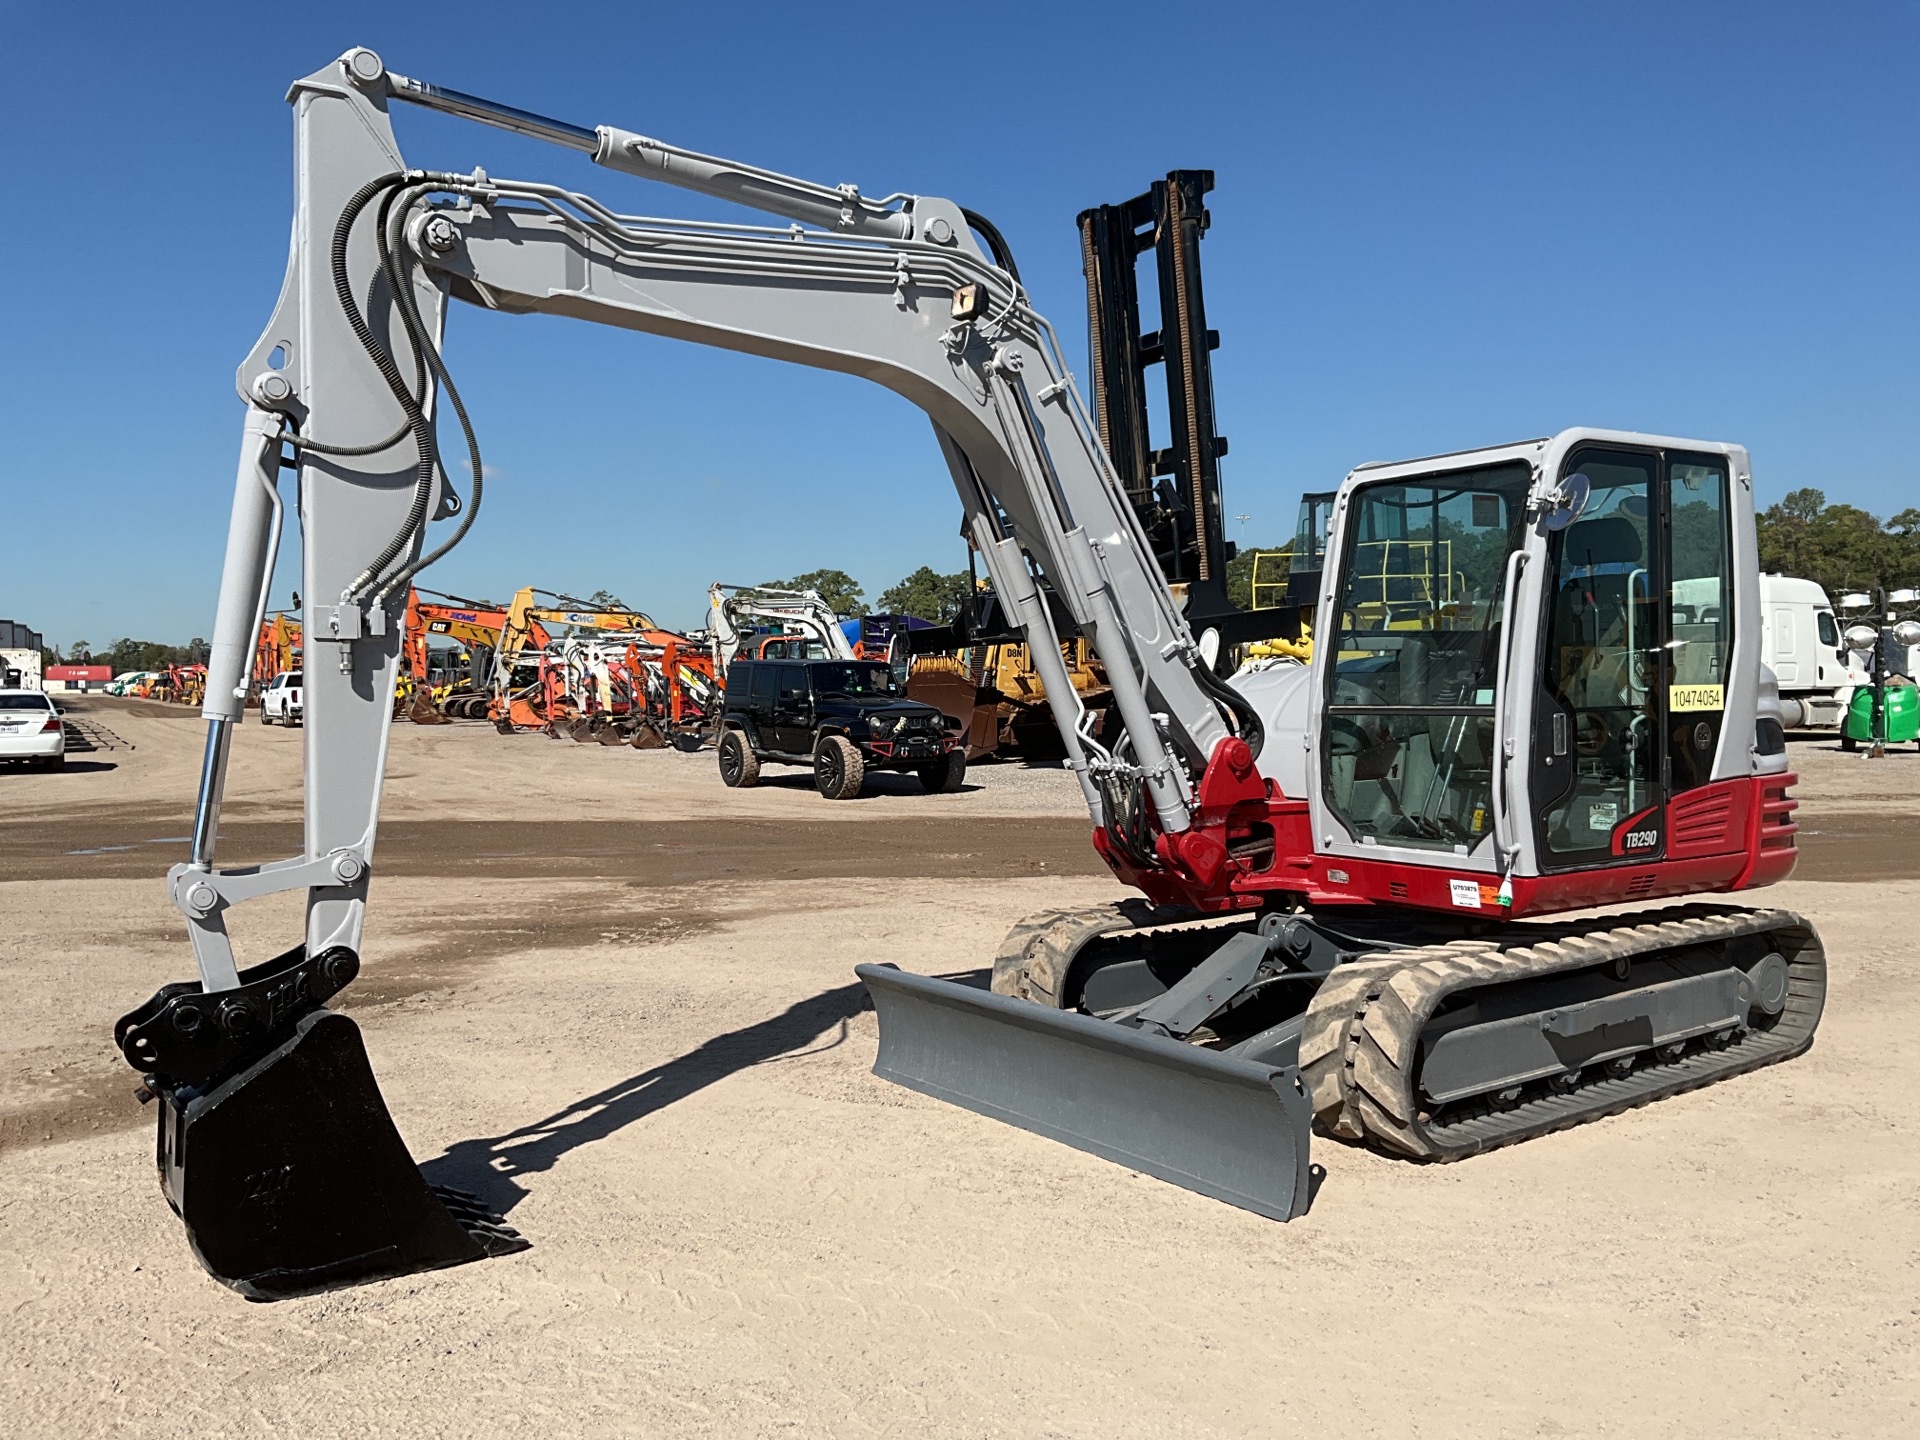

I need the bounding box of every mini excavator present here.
[400,588,521,721]
[707,583,856,665]
[485,587,670,732]
[116,50,1823,1298]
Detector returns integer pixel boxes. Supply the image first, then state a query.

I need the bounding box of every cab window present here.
[1321,461,1530,850]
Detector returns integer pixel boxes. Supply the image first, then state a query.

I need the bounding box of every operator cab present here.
[1305,429,1773,907]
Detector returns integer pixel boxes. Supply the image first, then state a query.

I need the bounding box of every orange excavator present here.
[560,634,721,747]
[400,589,537,723]
[487,587,692,735]
[251,613,302,700]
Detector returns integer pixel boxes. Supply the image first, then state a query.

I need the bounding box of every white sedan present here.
[0,690,66,771]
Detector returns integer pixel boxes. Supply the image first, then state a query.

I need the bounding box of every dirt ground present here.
[2,697,1916,1438]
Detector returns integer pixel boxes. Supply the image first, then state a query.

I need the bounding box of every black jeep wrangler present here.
[717,658,966,799]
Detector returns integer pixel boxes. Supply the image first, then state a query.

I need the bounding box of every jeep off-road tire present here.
[916,750,967,793]
[813,734,865,800]
[718,729,760,788]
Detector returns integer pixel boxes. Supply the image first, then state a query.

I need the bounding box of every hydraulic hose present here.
[1194,657,1265,761]
[321,170,488,603]
[369,181,485,600]
[288,183,433,459]
[960,208,1020,284]
[329,170,437,599]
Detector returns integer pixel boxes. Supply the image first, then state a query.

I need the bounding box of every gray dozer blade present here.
[856,965,1314,1220]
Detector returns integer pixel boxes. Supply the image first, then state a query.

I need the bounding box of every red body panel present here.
[1094,752,1799,922]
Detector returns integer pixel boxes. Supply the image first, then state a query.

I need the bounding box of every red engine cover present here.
[1092,748,1798,922]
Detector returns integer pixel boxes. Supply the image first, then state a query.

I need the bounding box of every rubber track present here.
[991,901,1167,1006]
[1297,903,1827,1161]
[992,901,1261,1007]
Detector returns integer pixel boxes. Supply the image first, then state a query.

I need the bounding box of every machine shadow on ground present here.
[424,980,883,1216]
[745,770,987,799]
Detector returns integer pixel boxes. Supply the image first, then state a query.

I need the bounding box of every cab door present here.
[1531,447,1734,866]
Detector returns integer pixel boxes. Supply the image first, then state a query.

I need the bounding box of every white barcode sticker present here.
[1449,878,1482,909]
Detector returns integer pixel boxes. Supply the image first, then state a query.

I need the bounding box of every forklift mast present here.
[1078,171,1232,618]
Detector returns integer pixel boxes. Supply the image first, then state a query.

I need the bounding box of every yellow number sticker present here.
[1669,684,1725,713]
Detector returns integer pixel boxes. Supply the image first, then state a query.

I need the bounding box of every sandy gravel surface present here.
[2,699,1916,1437]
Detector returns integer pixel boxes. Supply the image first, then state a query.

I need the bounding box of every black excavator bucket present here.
[116,946,525,1300]
[856,965,1314,1221]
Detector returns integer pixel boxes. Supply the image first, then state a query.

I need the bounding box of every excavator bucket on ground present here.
[116,948,525,1300]
[856,965,1314,1220]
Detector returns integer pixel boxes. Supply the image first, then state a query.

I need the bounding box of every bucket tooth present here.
[856,964,1313,1221]
[150,1007,525,1300]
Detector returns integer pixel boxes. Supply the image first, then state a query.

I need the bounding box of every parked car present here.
[0,690,66,770]
[718,658,964,799]
[261,670,304,726]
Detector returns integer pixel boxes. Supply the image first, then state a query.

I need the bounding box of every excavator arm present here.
[115,47,1277,1299]
[184,45,1235,994]
[402,591,517,681]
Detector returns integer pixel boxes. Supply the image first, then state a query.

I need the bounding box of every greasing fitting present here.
[331,852,366,884]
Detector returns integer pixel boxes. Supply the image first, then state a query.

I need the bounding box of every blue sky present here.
[1,2,1913,646]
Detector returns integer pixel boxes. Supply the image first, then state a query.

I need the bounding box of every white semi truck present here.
[1759,574,1865,729]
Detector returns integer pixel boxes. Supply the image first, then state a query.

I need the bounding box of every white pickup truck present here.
[260,670,304,726]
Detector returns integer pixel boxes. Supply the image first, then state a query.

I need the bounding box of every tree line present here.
[760,566,973,623]
[1756,490,1920,597]
[48,637,210,671]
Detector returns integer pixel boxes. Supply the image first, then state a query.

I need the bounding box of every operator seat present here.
[1553,513,1644,709]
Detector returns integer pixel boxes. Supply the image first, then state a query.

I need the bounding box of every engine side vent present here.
[1760,779,1800,853]
[1671,789,1735,848]
[1388,880,1409,900]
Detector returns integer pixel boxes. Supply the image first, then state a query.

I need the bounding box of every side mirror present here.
[1542,473,1591,532]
